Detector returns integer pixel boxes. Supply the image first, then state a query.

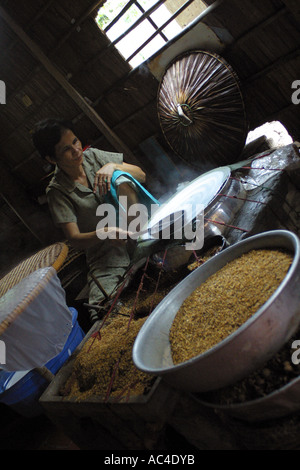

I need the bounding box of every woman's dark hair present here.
[32,118,75,160]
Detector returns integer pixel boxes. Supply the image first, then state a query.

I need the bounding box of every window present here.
[96,0,207,68]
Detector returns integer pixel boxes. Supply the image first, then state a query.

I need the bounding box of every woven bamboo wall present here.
[202,0,300,139]
[1,0,299,189]
[0,0,299,273]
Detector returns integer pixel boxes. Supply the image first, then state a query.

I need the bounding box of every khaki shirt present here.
[46,148,130,300]
[46,147,123,234]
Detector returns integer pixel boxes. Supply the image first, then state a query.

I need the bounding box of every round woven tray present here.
[157,50,248,170]
[0,242,68,298]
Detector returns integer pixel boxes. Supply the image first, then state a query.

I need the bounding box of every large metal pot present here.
[130,166,245,270]
[139,165,232,243]
[204,175,246,239]
[132,230,300,393]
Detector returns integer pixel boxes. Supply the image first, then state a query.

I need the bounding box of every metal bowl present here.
[196,373,300,423]
[132,230,300,393]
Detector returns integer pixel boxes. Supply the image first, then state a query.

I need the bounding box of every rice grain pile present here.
[170,249,292,365]
[60,264,191,402]
[61,316,154,401]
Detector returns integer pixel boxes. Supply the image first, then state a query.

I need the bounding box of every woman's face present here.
[52,129,83,170]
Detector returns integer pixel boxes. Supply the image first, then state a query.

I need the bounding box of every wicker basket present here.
[0,242,68,298]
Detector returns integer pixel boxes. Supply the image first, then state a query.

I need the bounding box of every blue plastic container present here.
[0,307,84,417]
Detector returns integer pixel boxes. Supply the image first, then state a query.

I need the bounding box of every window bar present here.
[104,0,136,32]
[140,0,223,66]
[134,1,168,42]
[126,0,196,63]
[88,0,168,69]
[110,0,168,47]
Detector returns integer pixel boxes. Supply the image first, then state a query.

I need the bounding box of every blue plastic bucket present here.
[0,307,84,417]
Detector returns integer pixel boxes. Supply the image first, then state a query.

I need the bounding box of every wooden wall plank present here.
[0,5,140,165]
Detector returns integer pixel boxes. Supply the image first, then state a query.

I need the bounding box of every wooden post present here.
[0,6,140,166]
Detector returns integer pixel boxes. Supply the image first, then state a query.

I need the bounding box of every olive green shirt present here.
[46,148,130,299]
[46,147,123,233]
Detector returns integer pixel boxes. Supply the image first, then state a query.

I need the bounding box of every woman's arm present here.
[116,162,146,183]
[59,221,129,250]
[93,162,146,194]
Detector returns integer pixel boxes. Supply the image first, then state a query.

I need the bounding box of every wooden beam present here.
[2,1,105,104]
[51,1,106,55]
[0,5,140,165]
[1,0,54,60]
[244,47,300,85]
[225,7,288,50]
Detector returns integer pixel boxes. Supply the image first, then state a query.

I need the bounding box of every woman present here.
[33,118,158,323]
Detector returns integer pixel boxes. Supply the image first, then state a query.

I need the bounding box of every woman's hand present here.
[93,163,116,195]
[96,226,135,246]
[59,221,134,250]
